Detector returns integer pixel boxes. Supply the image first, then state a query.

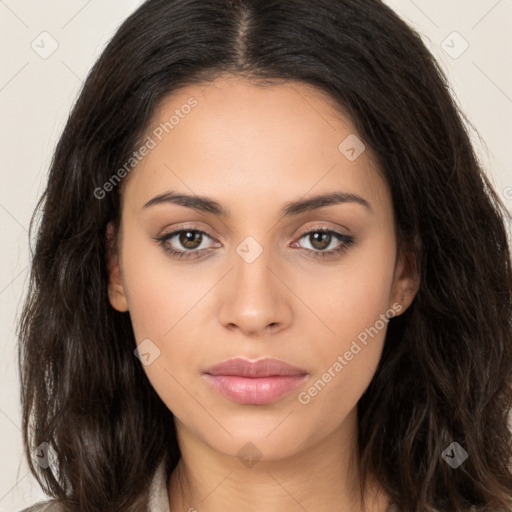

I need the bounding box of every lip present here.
[203,357,309,405]
[204,357,308,377]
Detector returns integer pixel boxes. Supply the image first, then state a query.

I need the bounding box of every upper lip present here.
[204,357,308,377]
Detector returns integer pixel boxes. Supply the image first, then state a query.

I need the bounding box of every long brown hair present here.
[18,0,512,510]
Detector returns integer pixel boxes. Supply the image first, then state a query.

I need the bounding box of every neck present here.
[167,408,391,512]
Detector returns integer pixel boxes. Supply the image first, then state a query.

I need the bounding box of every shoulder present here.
[18,500,65,512]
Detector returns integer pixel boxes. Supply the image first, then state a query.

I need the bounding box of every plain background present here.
[1,1,511,510]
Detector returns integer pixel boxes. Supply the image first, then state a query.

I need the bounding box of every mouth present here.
[203,357,309,405]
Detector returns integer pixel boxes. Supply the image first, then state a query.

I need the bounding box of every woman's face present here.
[108,76,418,462]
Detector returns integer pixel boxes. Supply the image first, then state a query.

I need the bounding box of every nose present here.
[217,247,293,337]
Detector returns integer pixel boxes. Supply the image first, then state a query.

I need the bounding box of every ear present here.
[106,221,129,312]
[390,239,420,316]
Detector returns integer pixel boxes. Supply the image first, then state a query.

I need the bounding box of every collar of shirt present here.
[148,460,171,512]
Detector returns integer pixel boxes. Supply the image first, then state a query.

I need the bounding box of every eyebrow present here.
[143,190,373,217]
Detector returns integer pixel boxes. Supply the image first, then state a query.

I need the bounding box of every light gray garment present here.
[17,461,170,512]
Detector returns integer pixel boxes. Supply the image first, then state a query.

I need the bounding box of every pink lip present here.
[203,357,309,405]
[204,357,307,377]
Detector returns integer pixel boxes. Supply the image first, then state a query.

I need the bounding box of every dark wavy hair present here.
[17,0,512,511]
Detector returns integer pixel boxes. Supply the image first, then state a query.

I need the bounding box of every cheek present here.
[299,240,396,409]
[120,233,203,339]
[120,235,211,407]
[121,249,202,417]
[317,239,397,344]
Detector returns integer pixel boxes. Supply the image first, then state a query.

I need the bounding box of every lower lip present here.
[203,374,308,405]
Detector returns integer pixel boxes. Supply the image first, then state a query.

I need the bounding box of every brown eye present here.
[154,227,220,261]
[308,231,332,251]
[294,228,355,259]
[179,230,203,250]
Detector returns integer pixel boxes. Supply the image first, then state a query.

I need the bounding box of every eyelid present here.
[293,222,351,238]
[157,223,218,243]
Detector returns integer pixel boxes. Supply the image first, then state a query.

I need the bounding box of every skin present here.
[107,75,419,512]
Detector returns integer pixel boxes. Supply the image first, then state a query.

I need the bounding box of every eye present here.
[153,227,219,260]
[153,226,355,261]
[292,228,355,259]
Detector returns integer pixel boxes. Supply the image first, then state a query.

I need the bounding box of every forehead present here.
[121,76,390,217]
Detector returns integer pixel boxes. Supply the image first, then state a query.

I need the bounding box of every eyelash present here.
[153,226,355,261]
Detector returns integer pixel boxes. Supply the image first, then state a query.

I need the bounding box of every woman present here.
[17,0,512,511]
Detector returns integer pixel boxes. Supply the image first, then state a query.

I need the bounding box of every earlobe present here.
[106,221,129,312]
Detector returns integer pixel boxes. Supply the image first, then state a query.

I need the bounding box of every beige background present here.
[1,1,511,510]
